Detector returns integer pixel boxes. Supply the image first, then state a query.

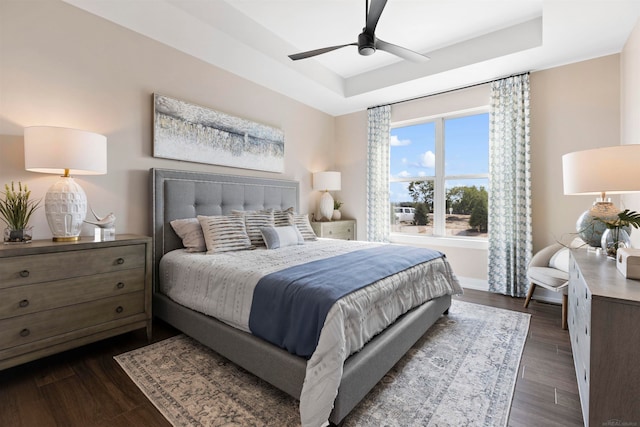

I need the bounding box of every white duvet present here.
[159,239,462,426]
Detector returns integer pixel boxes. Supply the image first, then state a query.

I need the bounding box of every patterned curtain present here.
[488,74,533,297]
[366,105,391,242]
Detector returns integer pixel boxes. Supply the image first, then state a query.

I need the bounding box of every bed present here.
[150,168,461,426]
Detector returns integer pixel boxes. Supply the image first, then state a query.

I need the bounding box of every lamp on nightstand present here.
[562,144,640,247]
[24,126,107,241]
[313,171,341,221]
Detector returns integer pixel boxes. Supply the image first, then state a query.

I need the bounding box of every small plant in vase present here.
[596,209,640,258]
[0,181,41,243]
[332,200,343,221]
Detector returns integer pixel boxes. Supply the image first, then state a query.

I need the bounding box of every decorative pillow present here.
[270,207,294,227]
[169,218,206,252]
[232,210,274,246]
[260,225,304,250]
[549,248,570,273]
[197,215,252,254]
[292,213,318,241]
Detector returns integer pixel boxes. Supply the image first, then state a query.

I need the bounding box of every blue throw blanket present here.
[248,245,443,358]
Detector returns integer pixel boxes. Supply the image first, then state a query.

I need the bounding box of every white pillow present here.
[197,215,252,254]
[169,218,206,252]
[549,248,570,273]
[260,225,304,250]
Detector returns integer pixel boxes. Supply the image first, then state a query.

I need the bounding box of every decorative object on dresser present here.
[0,234,152,371]
[0,181,41,244]
[153,93,284,173]
[562,144,640,247]
[23,126,107,242]
[332,200,343,220]
[84,207,117,241]
[596,209,640,258]
[311,219,356,240]
[567,248,640,426]
[616,248,640,279]
[312,171,341,221]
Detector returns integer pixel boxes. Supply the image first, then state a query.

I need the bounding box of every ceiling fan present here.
[288,0,430,63]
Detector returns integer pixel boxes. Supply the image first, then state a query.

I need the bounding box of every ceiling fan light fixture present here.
[359,46,376,56]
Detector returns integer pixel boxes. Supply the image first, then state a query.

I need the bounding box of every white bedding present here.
[159,239,462,426]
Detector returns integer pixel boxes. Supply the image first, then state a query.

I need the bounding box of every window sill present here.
[389,233,488,250]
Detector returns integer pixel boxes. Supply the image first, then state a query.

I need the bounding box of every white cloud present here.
[397,170,411,178]
[401,157,407,164]
[419,150,436,168]
[390,135,411,146]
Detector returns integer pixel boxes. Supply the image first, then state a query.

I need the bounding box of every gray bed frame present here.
[150,167,451,425]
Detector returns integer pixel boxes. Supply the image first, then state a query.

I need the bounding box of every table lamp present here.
[313,171,341,221]
[562,144,640,246]
[24,126,107,241]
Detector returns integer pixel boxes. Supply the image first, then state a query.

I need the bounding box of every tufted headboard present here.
[150,168,299,288]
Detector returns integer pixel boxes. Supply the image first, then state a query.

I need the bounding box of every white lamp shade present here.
[313,171,341,192]
[562,144,640,196]
[24,126,107,175]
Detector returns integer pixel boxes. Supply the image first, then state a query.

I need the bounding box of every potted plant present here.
[332,200,343,221]
[0,181,41,243]
[597,209,640,258]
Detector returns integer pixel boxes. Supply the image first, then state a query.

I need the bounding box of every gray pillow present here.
[260,225,304,250]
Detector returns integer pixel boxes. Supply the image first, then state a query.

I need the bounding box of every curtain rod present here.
[369,71,530,110]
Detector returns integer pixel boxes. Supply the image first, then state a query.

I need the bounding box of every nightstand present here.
[0,234,152,370]
[311,219,356,240]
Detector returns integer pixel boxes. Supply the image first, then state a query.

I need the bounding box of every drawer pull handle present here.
[116,258,125,265]
[116,282,125,289]
[19,299,29,308]
[19,270,30,278]
[329,231,333,234]
[115,306,124,314]
[19,328,30,337]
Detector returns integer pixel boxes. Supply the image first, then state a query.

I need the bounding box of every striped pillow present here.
[271,207,294,227]
[293,213,318,241]
[197,215,252,254]
[232,210,274,247]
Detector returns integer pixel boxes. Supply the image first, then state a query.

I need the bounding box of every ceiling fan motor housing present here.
[358,31,376,56]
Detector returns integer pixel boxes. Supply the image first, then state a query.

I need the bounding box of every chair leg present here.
[561,293,568,330]
[523,283,536,308]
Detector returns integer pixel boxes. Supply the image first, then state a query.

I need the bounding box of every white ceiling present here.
[63,0,640,116]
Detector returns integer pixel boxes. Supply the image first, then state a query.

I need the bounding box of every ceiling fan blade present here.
[376,39,430,63]
[288,43,357,61]
[365,0,388,34]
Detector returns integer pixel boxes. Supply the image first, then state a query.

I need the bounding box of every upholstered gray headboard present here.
[150,168,299,288]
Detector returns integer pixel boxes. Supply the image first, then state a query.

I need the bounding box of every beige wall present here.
[0,0,335,240]
[621,18,640,248]
[530,54,623,252]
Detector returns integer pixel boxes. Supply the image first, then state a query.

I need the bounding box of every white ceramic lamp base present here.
[319,191,334,221]
[45,176,87,241]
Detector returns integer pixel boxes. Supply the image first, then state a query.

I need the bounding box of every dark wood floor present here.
[0,289,584,426]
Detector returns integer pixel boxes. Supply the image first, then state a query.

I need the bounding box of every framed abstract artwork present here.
[153,94,284,173]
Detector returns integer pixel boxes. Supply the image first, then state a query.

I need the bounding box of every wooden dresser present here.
[0,234,152,370]
[311,219,356,240]
[568,249,640,426]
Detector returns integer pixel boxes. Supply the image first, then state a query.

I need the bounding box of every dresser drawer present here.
[311,220,356,240]
[0,268,145,320]
[0,244,146,289]
[0,291,145,351]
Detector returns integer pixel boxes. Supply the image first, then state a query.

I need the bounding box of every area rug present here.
[114,300,530,427]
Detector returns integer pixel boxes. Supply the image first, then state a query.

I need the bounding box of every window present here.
[390,110,489,239]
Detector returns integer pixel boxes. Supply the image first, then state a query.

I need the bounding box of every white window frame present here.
[389,106,489,250]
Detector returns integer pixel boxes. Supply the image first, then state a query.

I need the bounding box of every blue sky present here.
[390,113,489,203]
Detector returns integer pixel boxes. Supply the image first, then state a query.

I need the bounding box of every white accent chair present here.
[524,243,570,329]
